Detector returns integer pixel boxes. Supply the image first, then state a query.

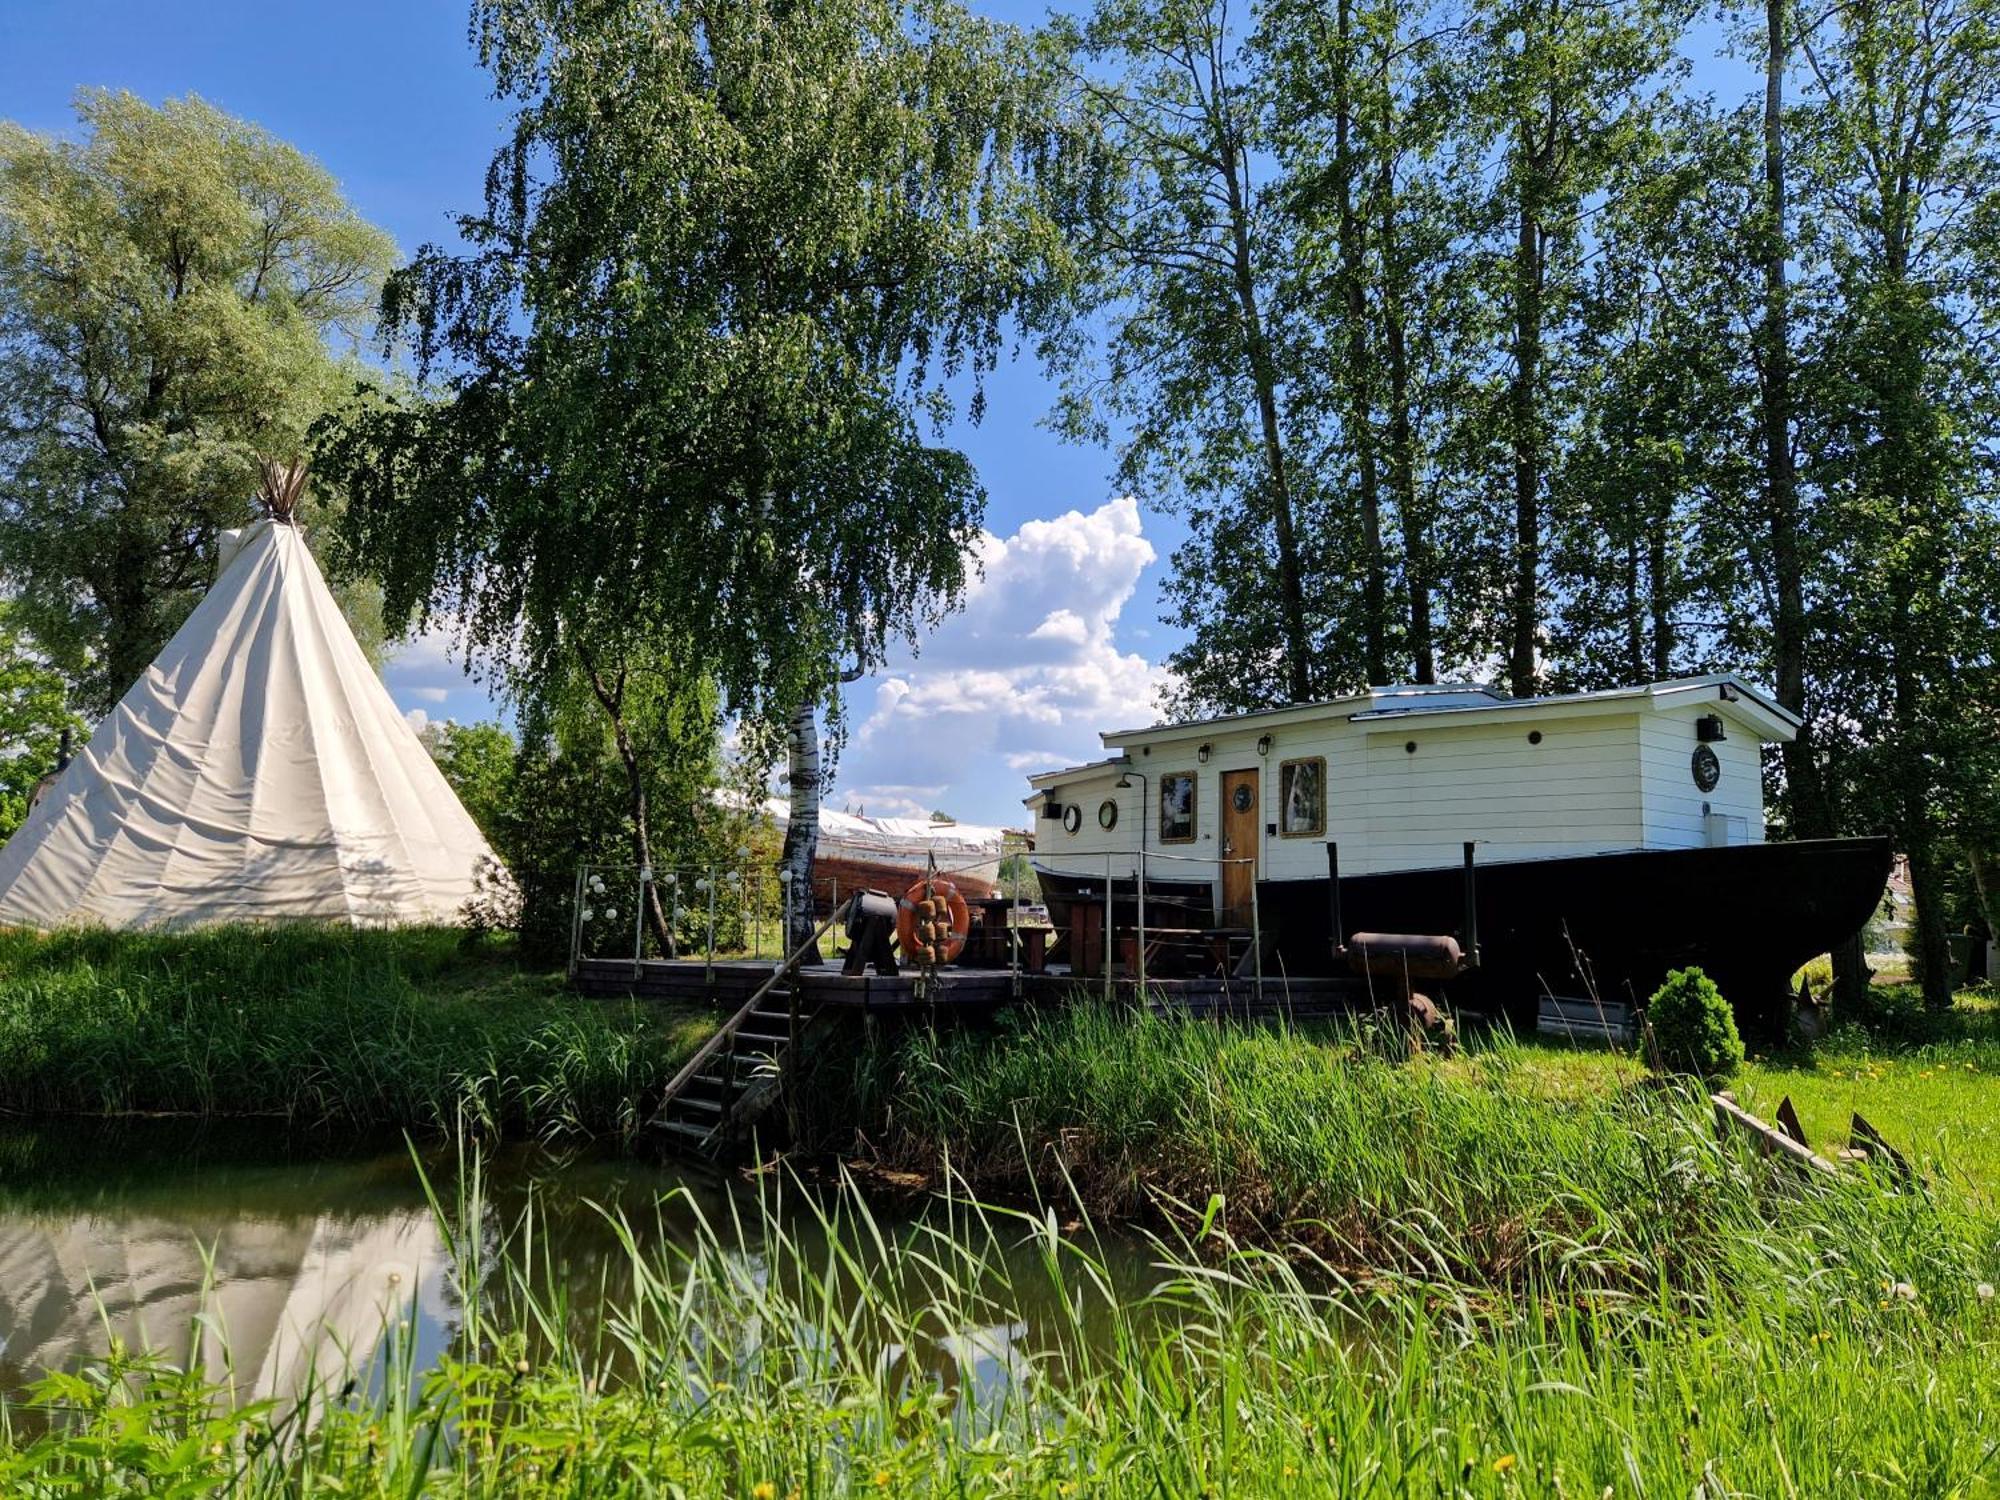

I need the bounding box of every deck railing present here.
[569,845,1262,999]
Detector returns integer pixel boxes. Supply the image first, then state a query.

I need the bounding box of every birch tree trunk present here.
[780,698,824,957]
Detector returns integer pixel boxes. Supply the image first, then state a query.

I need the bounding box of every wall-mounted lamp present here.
[1696,713,1727,743]
[1255,734,1273,757]
[1197,743,1211,764]
[1718,681,1740,702]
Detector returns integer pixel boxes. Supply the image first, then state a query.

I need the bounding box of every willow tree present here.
[317,0,1070,948]
[0,91,394,712]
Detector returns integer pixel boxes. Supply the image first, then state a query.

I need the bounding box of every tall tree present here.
[1464,0,1687,694]
[1787,0,2000,1006]
[0,91,394,712]
[1055,0,1323,708]
[317,0,1071,949]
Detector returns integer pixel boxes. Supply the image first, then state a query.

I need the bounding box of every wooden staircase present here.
[649,901,847,1158]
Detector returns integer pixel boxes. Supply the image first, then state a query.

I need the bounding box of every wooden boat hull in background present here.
[1037,837,1893,1030]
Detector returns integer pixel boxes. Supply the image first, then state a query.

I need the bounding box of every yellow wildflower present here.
[873,1472,892,1489]
[754,1485,777,1500]
[1494,1454,1518,1473]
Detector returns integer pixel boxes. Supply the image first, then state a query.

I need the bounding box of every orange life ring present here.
[896,877,971,965]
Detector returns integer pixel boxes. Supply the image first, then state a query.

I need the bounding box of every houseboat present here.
[1026,675,1890,1027]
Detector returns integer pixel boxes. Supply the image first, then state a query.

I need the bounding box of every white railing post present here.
[1103,851,1114,1003]
[703,867,717,985]
[568,863,587,976]
[1136,845,1148,998]
[632,865,650,976]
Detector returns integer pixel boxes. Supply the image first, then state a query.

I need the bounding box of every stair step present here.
[669,1094,723,1114]
[654,1118,718,1143]
[746,1009,794,1026]
[733,1031,789,1048]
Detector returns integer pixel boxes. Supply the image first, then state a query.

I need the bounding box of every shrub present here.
[1646,966,1744,1081]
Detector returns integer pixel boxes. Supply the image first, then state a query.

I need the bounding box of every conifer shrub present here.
[1646,966,1745,1081]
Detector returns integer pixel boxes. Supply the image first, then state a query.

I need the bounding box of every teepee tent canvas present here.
[0,471,503,929]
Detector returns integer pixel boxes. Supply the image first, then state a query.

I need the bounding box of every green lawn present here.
[1487,986,2000,1211]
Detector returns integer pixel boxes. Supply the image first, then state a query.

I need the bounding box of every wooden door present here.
[1219,768,1259,927]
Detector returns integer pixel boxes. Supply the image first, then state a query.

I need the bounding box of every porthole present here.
[1692,744,1721,792]
[1405,740,1417,755]
[1098,799,1119,831]
[1528,730,1543,745]
[1062,803,1083,834]
[1230,782,1255,814]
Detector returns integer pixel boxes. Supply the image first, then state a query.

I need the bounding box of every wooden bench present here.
[1536,994,1636,1046]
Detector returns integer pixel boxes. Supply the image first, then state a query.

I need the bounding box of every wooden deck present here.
[573,956,1368,1019]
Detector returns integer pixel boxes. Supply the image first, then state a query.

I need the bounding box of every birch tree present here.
[316,0,1073,949]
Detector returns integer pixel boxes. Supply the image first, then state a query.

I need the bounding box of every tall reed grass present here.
[3,1151,1996,1496]
[799,1003,1998,1300]
[0,925,711,1138]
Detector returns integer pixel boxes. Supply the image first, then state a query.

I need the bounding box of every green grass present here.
[2,1161,1996,1496]
[0,924,714,1140]
[797,1003,2000,1304]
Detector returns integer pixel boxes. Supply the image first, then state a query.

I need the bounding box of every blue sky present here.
[0,2,1751,827]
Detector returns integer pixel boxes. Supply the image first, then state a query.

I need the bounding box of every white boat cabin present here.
[1025,674,1797,895]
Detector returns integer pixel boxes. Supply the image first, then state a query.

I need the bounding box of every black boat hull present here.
[1037,837,1892,1029]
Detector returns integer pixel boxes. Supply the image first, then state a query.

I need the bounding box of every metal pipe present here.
[631,866,650,977]
[1462,840,1480,968]
[1136,844,1148,997]
[704,867,717,986]
[1326,841,1344,959]
[567,863,587,977]
[1118,765,1149,1001]
[1250,861,1263,1002]
[1104,850,1113,1003]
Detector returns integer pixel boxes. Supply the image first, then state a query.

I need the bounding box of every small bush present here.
[1646,966,1744,1081]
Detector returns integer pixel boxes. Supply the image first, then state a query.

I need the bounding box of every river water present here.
[0,1119,1161,1420]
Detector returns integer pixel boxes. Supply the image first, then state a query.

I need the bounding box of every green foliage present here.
[316,0,1075,749]
[0,609,83,842]
[0,925,711,1139]
[1647,965,1746,1080]
[419,719,517,846]
[0,90,396,712]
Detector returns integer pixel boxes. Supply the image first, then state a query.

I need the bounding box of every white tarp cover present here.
[0,518,503,930]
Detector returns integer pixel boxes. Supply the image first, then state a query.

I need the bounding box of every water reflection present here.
[0,1120,1154,1420]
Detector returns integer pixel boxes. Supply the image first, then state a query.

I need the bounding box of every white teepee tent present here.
[0,472,504,930]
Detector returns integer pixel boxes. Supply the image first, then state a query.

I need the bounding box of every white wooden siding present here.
[1351,715,1643,872]
[1031,691,1776,886]
[1636,707,1766,847]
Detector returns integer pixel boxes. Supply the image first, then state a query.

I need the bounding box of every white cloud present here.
[407,686,450,704]
[834,497,1168,824]
[403,707,432,734]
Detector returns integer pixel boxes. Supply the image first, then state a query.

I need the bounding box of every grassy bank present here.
[3,1166,1997,1496]
[797,1002,2000,1298]
[0,925,712,1139]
